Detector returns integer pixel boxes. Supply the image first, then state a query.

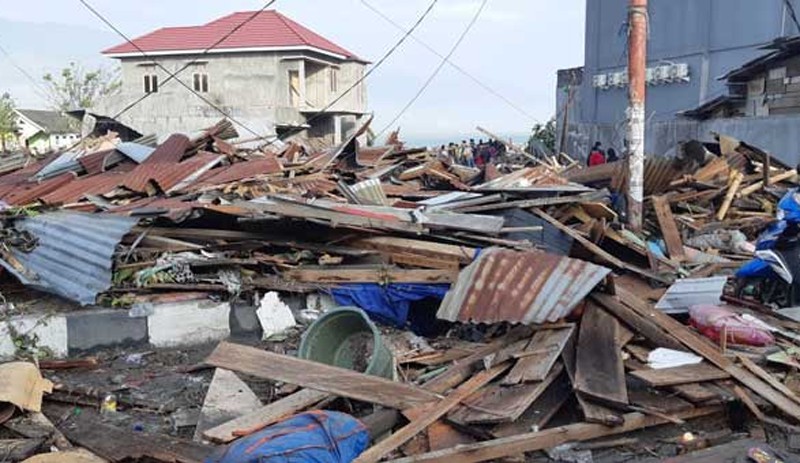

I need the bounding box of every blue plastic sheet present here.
[205,411,368,463]
[331,283,450,328]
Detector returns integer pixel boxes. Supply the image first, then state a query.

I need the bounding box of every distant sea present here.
[400,132,531,149]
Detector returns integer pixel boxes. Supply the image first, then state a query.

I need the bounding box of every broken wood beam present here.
[386,406,723,463]
[574,304,628,408]
[205,342,439,410]
[716,170,744,221]
[739,169,798,197]
[652,195,685,262]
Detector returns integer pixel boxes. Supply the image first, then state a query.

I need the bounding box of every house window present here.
[193,73,209,93]
[144,74,158,94]
[330,67,339,93]
[288,70,301,107]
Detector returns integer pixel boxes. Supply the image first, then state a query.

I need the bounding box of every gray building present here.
[100,10,369,144]
[558,0,800,161]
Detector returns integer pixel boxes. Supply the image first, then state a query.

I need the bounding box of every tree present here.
[43,62,121,111]
[528,117,557,155]
[0,93,17,153]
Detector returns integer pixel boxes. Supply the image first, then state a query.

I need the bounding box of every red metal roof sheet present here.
[102,10,361,60]
[78,149,118,175]
[437,248,611,325]
[145,134,192,164]
[1,173,75,206]
[192,156,282,188]
[40,170,132,205]
[123,153,223,193]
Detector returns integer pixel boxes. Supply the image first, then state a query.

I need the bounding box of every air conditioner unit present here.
[671,63,690,82]
[655,65,673,83]
[592,74,608,89]
[645,68,656,85]
[609,72,626,88]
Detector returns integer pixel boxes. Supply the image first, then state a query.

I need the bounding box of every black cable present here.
[77,0,277,140]
[360,0,537,124]
[786,0,800,35]
[268,0,439,147]
[375,0,488,138]
[0,41,60,108]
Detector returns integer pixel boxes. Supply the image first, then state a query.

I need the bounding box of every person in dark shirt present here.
[607,147,619,163]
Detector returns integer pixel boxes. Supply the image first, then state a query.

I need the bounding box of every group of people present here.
[438,139,506,167]
[587,141,620,167]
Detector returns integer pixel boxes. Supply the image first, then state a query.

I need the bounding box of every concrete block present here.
[67,309,148,353]
[256,292,296,340]
[148,300,231,348]
[0,314,69,358]
[229,304,261,339]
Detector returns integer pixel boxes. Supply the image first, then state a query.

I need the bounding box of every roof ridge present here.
[271,11,311,47]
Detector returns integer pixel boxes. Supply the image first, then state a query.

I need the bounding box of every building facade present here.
[101,11,368,144]
[14,109,80,154]
[558,0,800,160]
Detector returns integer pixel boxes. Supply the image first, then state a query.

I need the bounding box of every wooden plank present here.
[740,169,797,197]
[350,236,476,263]
[574,304,628,407]
[615,287,800,422]
[561,332,623,426]
[205,342,439,410]
[716,170,744,221]
[591,293,685,351]
[448,364,564,425]
[502,326,574,385]
[203,388,329,443]
[491,372,571,438]
[59,412,212,463]
[628,388,694,414]
[194,368,262,441]
[282,267,458,284]
[532,209,670,284]
[353,363,510,463]
[652,195,685,262]
[738,355,800,406]
[671,383,721,403]
[733,385,767,421]
[386,407,723,463]
[630,363,730,387]
[427,422,476,451]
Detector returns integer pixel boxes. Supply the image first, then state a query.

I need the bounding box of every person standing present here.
[587,142,606,167]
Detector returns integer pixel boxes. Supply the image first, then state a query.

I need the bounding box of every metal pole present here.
[627,0,647,231]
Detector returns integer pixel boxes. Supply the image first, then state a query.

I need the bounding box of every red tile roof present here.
[103,10,361,60]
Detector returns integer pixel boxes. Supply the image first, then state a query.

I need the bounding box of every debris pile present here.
[0,124,799,462]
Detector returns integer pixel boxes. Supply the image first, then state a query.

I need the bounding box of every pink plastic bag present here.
[689,304,775,347]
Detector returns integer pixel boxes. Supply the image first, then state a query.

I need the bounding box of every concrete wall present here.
[563,113,800,166]
[101,50,367,138]
[580,0,797,126]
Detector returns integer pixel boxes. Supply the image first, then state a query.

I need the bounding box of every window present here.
[193,73,209,93]
[330,67,339,93]
[288,70,300,107]
[144,74,158,94]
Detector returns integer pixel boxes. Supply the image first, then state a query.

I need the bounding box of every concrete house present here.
[557,0,800,162]
[14,109,80,154]
[100,10,369,144]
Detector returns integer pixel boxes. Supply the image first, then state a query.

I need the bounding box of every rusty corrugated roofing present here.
[40,169,133,205]
[0,173,75,206]
[437,248,611,325]
[123,152,223,193]
[191,156,282,189]
[144,134,192,164]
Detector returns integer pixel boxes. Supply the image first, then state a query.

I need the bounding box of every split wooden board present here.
[652,195,685,262]
[630,363,730,387]
[574,304,628,407]
[205,342,439,410]
[502,326,574,385]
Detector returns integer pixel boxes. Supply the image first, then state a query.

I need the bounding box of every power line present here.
[360,0,538,124]
[786,0,800,34]
[0,41,60,108]
[76,0,277,140]
[269,0,440,147]
[375,0,488,138]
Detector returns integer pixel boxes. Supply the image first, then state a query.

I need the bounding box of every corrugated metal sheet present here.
[348,178,390,206]
[0,152,33,175]
[192,156,282,189]
[475,166,591,193]
[437,248,610,324]
[654,276,727,314]
[0,173,75,206]
[116,142,156,163]
[40,170,132,204]
[144,134,192,164]
[34,151,82,180]
[77,149,119,174]
[123,153,223,192]
[356,146,394,167]
[0,212,138,305]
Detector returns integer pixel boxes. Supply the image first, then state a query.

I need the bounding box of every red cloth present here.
[588,150,606,166]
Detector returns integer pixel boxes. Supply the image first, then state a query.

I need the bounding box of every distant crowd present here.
[436,139,507,167]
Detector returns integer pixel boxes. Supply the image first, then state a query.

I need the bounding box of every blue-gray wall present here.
[581,0,799,126]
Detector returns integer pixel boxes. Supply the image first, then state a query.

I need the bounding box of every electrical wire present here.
[786,0,800,35]
[76,0,278,140]
[267,0,440,147]
[360,0,537,124]
[0,41,61,108]
[375,0,488,138]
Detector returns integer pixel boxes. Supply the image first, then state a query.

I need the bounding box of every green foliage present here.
[529,117,557,154]
[43,62,122,111]
[0,93,17,152]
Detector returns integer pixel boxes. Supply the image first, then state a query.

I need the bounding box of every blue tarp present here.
[206,411,368,463]
[331,283,450,328]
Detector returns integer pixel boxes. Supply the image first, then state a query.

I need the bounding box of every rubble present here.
[1,122,800,461]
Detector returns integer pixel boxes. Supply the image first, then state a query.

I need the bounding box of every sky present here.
[0,0,586,141]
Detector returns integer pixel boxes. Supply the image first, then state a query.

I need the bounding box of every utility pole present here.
[627,0,648,231]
